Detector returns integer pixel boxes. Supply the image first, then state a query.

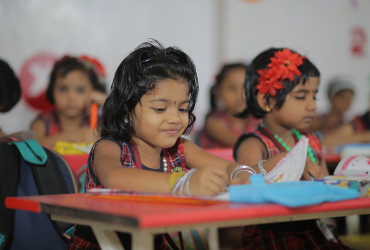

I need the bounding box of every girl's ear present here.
[256,93,270,112]
[256,94,277,112]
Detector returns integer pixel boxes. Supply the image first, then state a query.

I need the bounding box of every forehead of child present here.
[289,76,320,95]
[54,69,92,87]
[140,78,190,105]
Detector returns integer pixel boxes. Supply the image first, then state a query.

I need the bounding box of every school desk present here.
[5,194,370,250]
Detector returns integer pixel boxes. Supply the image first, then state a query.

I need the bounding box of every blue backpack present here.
[0,139,79,250]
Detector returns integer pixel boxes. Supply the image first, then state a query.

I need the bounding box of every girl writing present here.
[68,40,285,250]
[196,63,260,148]
[30,55,107,148]
[233,48,351,249]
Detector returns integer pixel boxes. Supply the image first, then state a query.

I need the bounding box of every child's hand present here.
[228,171,252,186]
[302,157,324,180]
[88,90,107,107]
[188,167,227,196]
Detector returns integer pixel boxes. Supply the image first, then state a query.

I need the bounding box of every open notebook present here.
[263,136,309,183]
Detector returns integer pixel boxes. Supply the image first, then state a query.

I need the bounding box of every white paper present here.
[334,155,370,178]
[264,136,308,183]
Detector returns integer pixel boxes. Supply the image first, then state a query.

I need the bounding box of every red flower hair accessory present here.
[79,55,106,77]
[255,49,304,96]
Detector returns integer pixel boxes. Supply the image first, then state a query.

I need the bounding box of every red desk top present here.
[5,194,370,229]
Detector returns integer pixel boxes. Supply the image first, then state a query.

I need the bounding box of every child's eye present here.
[153,108,166,113]
[179,108,189,113]
[76,87,86,93]
[58,86,68,93]
[295,96,305,100]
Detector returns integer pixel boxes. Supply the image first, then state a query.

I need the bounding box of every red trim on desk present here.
[139,197,370,228]
[5,197,41,213]
[5,193,370,230]
[325,154,341,163]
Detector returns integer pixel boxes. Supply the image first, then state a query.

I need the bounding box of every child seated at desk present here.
[30,55,107,148]
[322,103,370,147]
[68,40,287,250]
[310,76,355,134]
[233,48,351,249]
[0,58,21,136]
[195,63,260,148]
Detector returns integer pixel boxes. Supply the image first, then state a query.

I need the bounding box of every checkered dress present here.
[233,126,322,164]
[33,111,90,136]
[233,126,352,250]
[69,136,185,250]
[195,111,261,148]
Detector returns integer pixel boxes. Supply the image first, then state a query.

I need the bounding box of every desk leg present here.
[207,227,220,250]
[91,225,125,250]
[132,231,154,250]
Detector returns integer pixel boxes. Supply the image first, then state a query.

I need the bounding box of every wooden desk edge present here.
[51,207,370,235]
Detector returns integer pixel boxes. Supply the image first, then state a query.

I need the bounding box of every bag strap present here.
[29,147,72,236]
[12,139,72,238]
[11,139,47,165]
[0,143,20,250]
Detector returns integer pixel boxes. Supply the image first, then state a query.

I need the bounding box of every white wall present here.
[0,0,369,135]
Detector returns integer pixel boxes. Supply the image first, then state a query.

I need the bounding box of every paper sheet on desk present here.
[264,136,308,183]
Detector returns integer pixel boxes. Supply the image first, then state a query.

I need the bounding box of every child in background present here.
[0,58,22,137]
[196,63,260,148]
[322,99,370,147]
[310,76,355,134]
[30,55,107,148]
[234,48,351,249]
[68,40,285,250]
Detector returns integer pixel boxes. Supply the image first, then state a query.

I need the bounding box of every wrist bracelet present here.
[258,160,267,176]
[185,169,197,196]
[171,169,197,196]
[231,165,257,180]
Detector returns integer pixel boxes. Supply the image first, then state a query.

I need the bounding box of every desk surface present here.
[5,193,370,230]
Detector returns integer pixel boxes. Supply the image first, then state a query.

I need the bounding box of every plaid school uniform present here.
[233,126,352,250]
[350,111,370,133]
[34,111,90,136]
[196,110,261,148]
[69,136,186,250]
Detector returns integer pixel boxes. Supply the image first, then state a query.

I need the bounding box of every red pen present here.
[90,102,98,129]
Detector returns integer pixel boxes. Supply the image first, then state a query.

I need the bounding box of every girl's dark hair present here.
[46,56,106,104]
[238,48,320,119]
[0,59,21,113]
[210,63,247,111]
[98,39,199,141]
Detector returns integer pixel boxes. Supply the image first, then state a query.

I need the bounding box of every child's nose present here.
[307,97,316,111]
[167,110,181,124]
[67,89,77,99]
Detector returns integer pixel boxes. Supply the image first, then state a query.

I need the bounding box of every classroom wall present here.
[0,0,369,136]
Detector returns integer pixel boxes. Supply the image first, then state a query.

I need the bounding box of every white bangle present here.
[171,169,197,196]
[258,160,267,176]
[185,169,197,196]
[231,165,257,179]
